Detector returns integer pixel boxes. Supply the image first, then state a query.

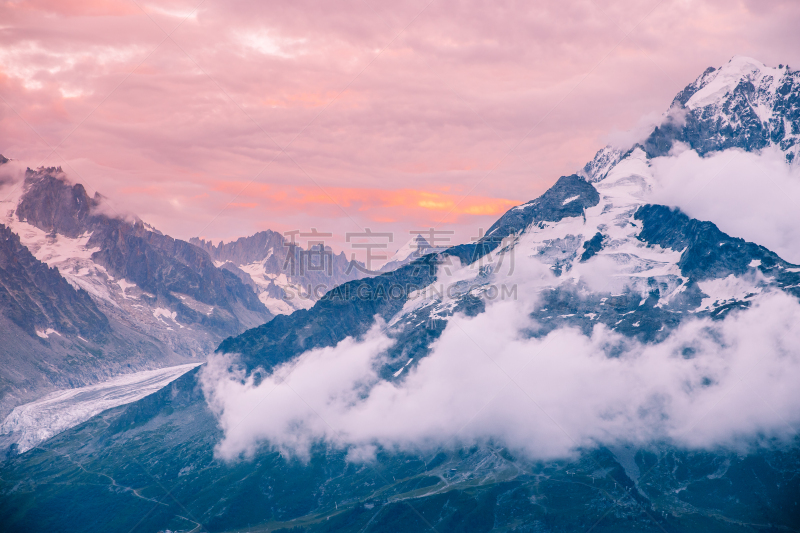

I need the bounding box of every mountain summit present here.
[583,56,800,183]
[191,231,364,315]
[379,233,448,272]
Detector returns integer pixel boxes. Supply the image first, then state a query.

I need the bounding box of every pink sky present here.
[2,0,800,257]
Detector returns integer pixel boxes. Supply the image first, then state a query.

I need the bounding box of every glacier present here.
[0,362,200,454]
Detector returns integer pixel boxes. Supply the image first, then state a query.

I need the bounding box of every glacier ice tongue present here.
[0,363,201,453]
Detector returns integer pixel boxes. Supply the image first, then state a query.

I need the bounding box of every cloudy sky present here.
[2,0,799,255]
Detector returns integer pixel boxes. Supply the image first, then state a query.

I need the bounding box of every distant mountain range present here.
[2,56,800,532]
[189,231,446,315]
[189,231,365,316]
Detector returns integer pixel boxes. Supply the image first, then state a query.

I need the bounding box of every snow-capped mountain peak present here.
[379,233,449,272]
[667,55,799,161]
[387,55,800,344]
[580,55,800,176]
[682,55,784,110]
[0,165,272,417]
[579,145,625,182]
[389,234,433,263]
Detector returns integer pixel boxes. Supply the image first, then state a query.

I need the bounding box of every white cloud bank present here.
[651,146,800,264]
[201,288,800,463]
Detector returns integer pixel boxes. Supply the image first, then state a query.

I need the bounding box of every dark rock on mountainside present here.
[580,231,605,262]
[0,224,108,340]
[16,169,103,239]
[635,204,800,287]
[484,174,600,241]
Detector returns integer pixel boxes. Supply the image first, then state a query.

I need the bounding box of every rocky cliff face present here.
[16,170,102,238]
[15,168,269,334]
[0,223,108,339]
[0,220,178,419]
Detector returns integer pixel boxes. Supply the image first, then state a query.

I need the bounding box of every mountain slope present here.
[15,168,270,335]
[0,223,115,418]
[0,223,108,340]
[2,374,798,532]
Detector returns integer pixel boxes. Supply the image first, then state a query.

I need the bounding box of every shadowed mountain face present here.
[16,173,101,239]
[0,202,187,420]
[0,224,108,340]
[3,57,800,533]
[0,223,114,418]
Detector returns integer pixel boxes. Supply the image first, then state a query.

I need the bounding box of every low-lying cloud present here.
[201,287,800,463]
[199,144,800,463]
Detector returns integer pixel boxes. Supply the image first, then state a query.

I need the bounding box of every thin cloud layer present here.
[2,0,800,251]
